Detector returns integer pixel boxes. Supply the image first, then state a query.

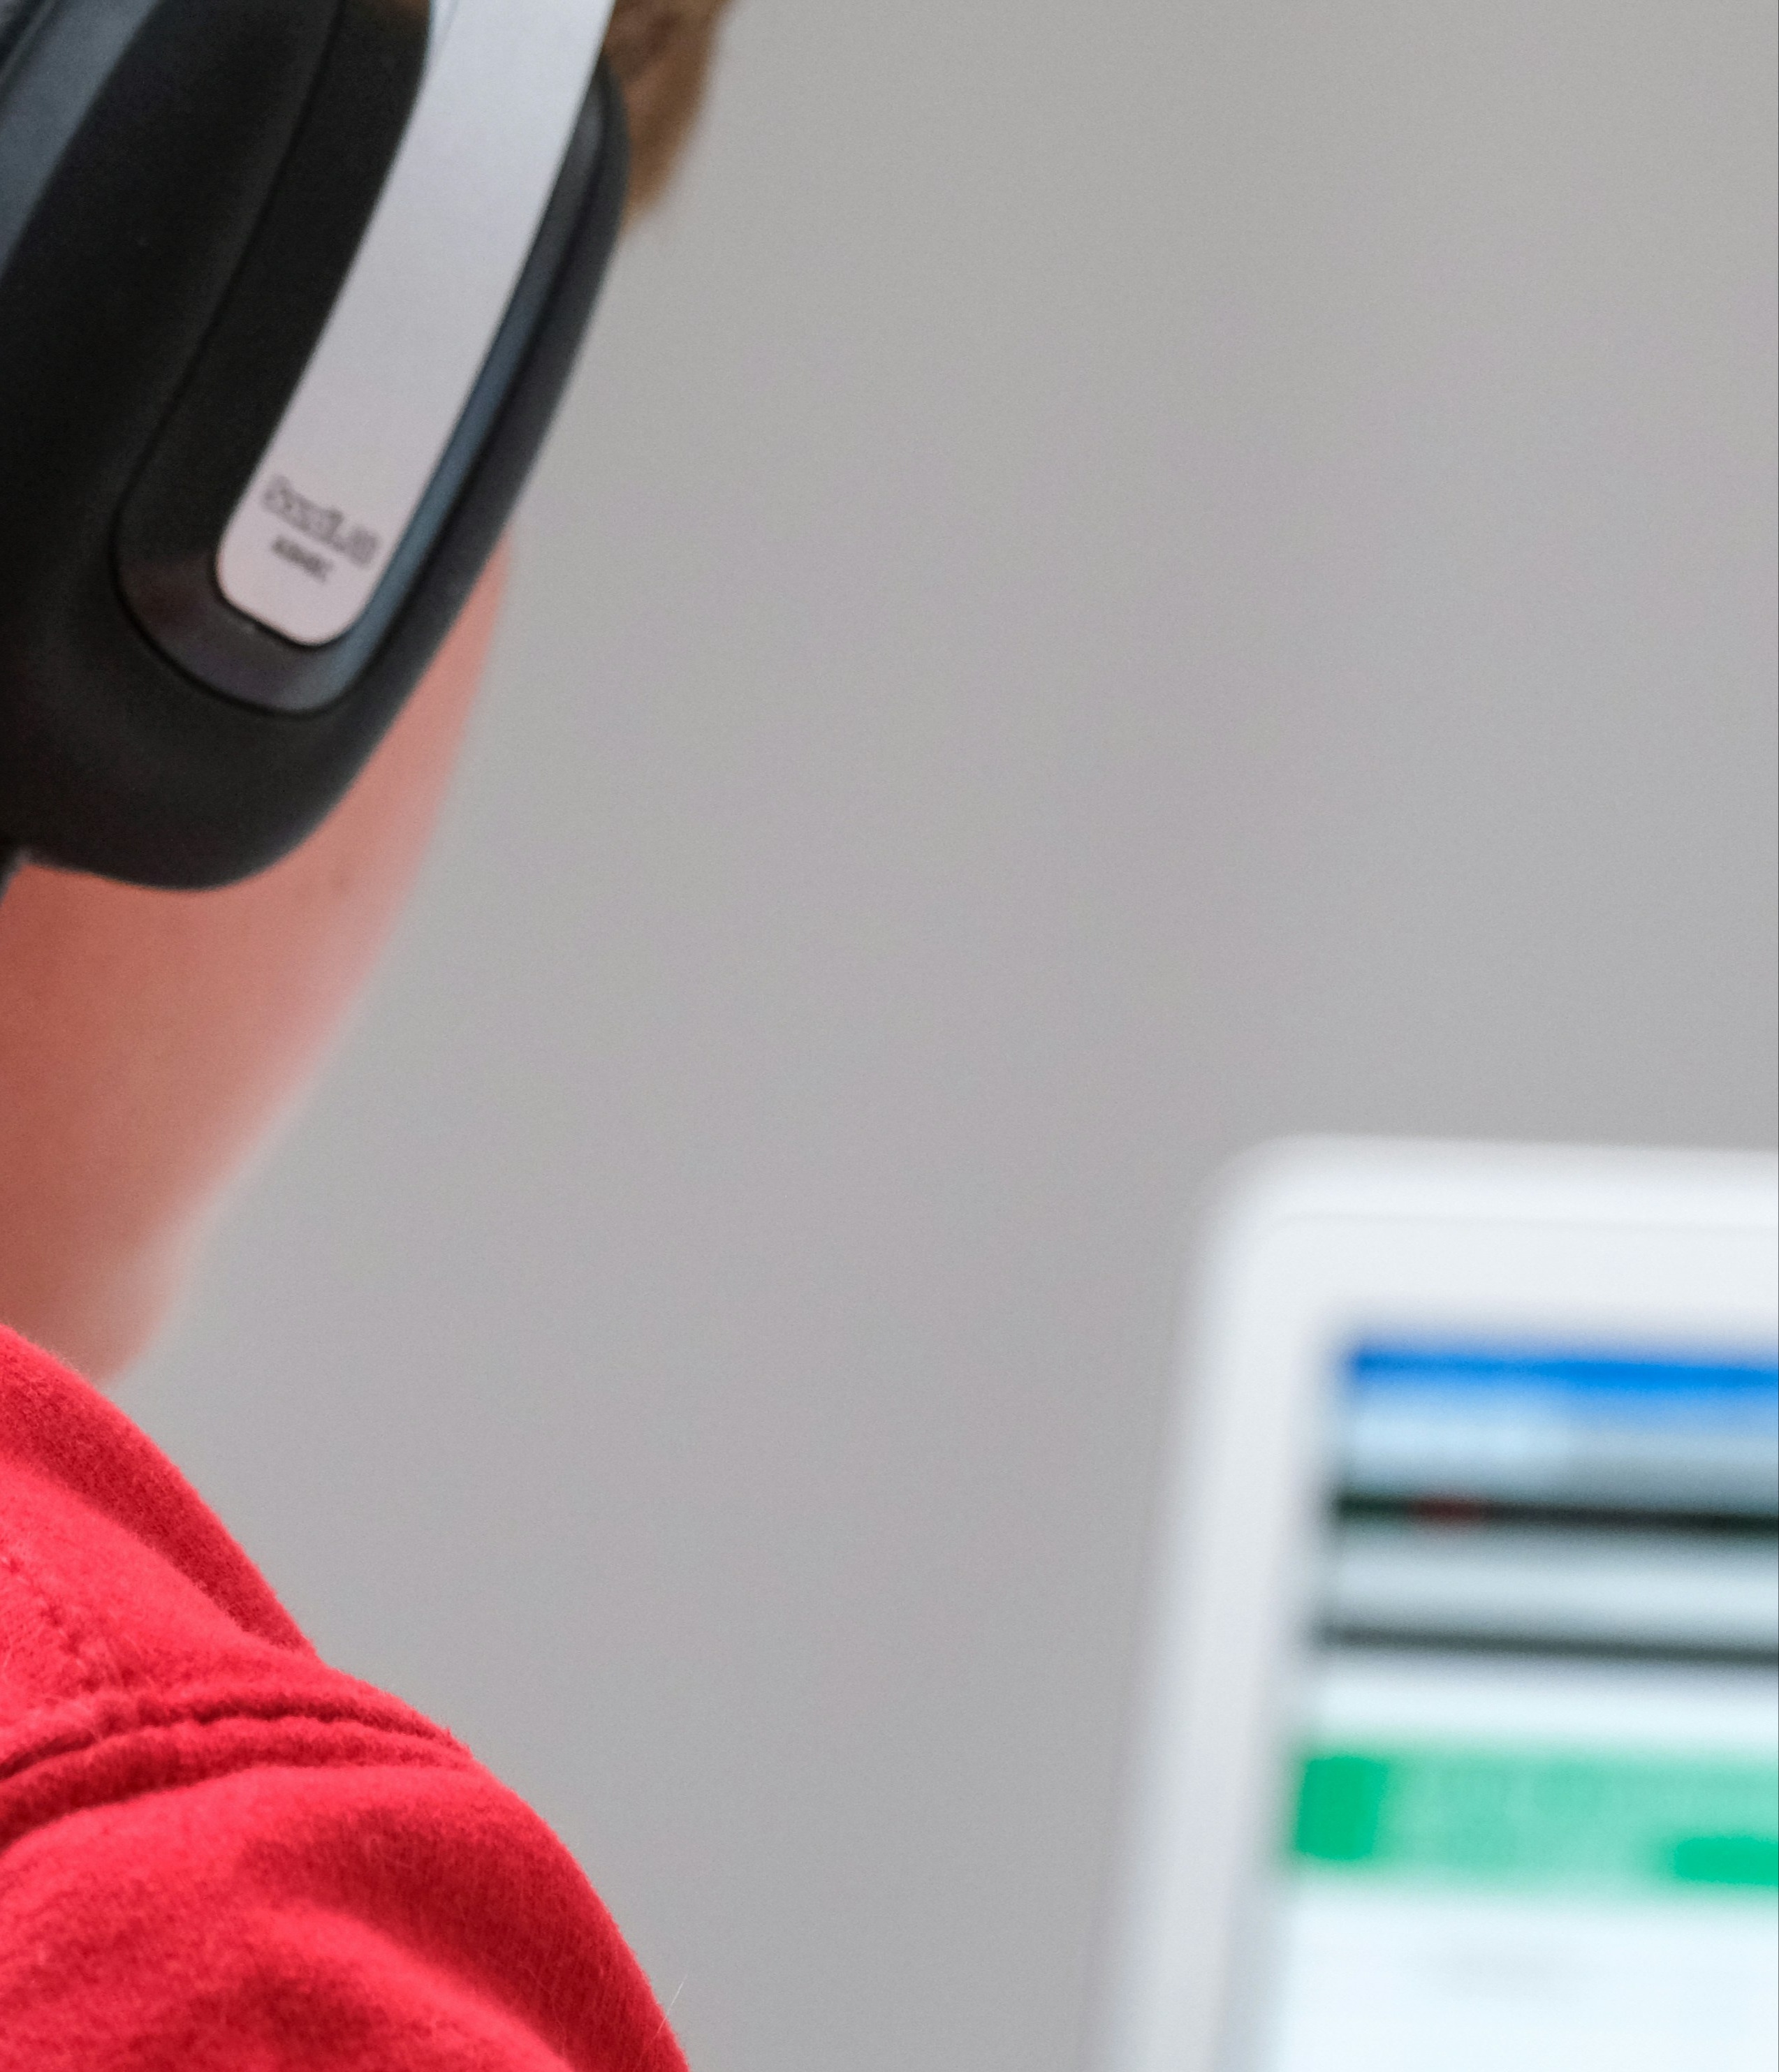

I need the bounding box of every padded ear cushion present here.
[0,0,52,74]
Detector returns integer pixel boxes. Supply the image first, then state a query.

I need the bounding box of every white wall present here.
[130,6,1777,2068]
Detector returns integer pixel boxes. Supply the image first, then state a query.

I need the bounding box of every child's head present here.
[0,1,731,1379]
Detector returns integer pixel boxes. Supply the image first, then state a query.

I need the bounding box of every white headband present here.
[219,0,618,645]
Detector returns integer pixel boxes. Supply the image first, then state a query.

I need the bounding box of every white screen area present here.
[1253,1339,1779,2072]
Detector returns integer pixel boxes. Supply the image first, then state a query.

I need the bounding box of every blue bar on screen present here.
[1346,1342,1779,1430]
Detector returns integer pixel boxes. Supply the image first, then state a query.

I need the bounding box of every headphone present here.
[0,0,627,892]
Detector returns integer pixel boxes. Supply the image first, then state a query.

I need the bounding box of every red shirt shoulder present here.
[0,1324,686,2071]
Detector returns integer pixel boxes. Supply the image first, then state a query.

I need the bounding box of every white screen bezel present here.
[1088,1138,1779,2072]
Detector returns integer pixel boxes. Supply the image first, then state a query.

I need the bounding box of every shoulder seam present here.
[0,1696,480,1859]
[1,1681,467,1791]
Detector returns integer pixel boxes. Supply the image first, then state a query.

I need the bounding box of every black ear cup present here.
[0,3,627,888]
[0,0,50,74]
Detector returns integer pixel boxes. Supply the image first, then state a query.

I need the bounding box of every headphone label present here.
[261,476,381,570]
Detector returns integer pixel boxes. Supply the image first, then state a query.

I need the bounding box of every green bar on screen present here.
[1289,1747,1779,1897]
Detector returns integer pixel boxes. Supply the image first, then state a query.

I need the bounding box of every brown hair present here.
[604,0,735,215]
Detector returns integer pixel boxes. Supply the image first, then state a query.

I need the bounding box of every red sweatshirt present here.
[0,1323,687,2071]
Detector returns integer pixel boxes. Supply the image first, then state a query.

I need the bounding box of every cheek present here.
[0,552,506,1375]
